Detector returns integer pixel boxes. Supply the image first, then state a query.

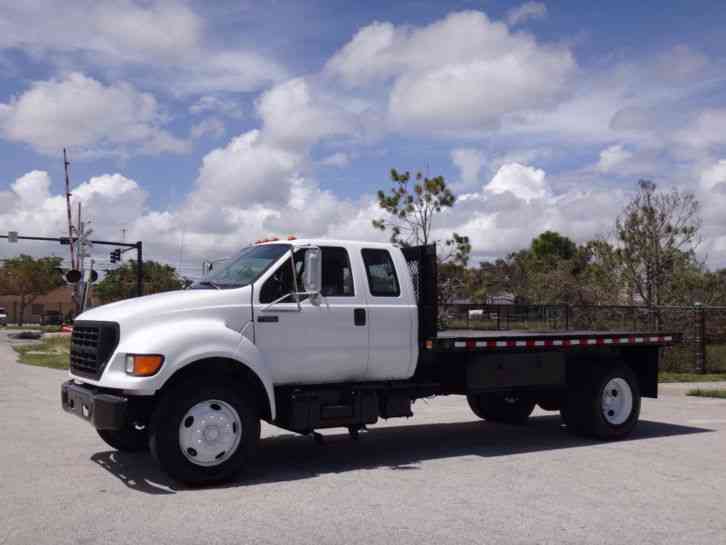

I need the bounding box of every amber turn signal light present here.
[125,354,164,376]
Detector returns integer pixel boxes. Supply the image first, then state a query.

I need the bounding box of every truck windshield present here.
[192,244,290,289]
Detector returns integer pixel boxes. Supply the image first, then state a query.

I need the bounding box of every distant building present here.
[0,285,93,324]
[486,292,515,305]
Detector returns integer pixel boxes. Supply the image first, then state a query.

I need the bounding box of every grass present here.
[12,335,70,370]
[658,372,726,383]
[687,388,726,399]
[3,324,63,332]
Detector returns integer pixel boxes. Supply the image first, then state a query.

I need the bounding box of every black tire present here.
[537,397,562,412]
[97,426,149,452]
[467,393,535,425]
[561,364,641,440]
[149,380,260,485]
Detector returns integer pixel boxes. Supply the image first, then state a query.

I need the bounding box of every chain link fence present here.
[440,304,726,373]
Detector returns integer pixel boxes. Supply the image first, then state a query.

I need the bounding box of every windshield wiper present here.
[195,280,222,290]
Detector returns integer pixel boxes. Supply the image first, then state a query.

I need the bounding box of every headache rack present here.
[401,244,438,342]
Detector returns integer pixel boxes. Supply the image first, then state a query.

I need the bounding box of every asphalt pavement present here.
[1,328,725,545]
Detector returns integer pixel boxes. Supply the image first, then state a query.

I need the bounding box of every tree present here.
[0,255,64,326]
[615,180,701,306]
[372,168,471,262]
[372,168,471,310]
[373,168,456,247]
[531,231,577,262]
[467,233,621,306]
[95,261,184,304]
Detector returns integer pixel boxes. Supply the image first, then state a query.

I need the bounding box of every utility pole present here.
[136,241,144,297]
[77,202,83,276]
[63,149,76,270]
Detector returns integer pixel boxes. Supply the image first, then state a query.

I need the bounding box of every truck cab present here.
[61,239,679,484]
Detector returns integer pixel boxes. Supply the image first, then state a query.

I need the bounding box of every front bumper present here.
[61,380,128,430]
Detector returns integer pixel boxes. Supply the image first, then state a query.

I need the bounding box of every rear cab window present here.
[361,248,400,297]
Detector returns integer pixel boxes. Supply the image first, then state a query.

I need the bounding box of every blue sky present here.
[1,1,726,275]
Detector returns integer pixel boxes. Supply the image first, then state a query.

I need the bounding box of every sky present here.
[1,0,726,278]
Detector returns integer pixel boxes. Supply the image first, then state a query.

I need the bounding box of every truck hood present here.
[77,288,250,324]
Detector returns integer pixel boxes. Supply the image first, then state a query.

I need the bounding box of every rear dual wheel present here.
[467,393,536,425]
[561,364,640,440]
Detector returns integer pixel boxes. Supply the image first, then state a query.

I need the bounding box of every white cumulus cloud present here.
[506,2,548,26]
[0,1,286,95]
[326,11,575,132]
[596,144,633,173]
[256,77,357,150]
[701,160,726,191]
[485,163,549,201]
[0,72,188,157]
[675,109,726,150]
[193,129,303,207]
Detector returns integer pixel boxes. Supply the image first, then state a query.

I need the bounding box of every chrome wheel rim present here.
[601,377,633,426]
[179,399,242,467]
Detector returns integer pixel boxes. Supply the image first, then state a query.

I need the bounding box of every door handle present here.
[257,315,279,323]
[354,308,366,326]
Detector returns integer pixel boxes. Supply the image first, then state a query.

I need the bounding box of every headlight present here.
[125,354,165,376]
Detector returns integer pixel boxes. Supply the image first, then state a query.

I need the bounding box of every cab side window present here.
[260,246,356,302]
[259,251,305,303]
[321,247,355,297]
[361,249,400,297]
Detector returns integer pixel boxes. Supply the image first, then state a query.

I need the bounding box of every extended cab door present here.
[359,247,417,381]
[253,246,369,385]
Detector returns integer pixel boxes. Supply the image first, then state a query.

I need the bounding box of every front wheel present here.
[467,393,535,425]
[561,364,641,440]
[97,426,148,452]
[149,381,260,485]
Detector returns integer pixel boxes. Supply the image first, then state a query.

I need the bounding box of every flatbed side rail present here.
[425,332,682,352]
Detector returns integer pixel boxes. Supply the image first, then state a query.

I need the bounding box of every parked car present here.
[40,310,64,326]
[0,307,6,326]
[62,239,680,484]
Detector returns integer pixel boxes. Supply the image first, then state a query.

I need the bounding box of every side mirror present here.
[303,247,322,294]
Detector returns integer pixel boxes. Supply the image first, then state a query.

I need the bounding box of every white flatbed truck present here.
[61,240,679,484]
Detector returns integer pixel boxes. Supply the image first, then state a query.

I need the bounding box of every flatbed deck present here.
[438,330,649,338]
[429,329,679,352]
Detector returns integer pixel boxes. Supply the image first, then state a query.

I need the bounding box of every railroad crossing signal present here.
[64,270,82,283]
[110,248,122,263]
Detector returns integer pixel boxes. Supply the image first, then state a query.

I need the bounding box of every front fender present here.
[79,319,277,419]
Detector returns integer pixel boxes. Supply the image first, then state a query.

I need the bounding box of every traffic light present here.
[110,249,122,263]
